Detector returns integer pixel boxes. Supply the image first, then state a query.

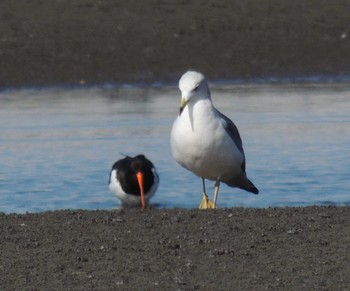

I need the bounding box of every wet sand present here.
[0,0,349,88]
[1,0,350,289]
[1,207,350,290]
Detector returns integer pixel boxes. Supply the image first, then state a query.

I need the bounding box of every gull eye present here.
[193,85,200,92]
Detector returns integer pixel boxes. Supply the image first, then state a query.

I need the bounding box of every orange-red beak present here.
[136,171,146,209]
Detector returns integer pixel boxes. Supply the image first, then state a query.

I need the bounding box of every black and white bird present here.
[109,154,159,208]
[170,71,258,209]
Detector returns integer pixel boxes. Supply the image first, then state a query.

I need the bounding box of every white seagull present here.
[170,71,258,209]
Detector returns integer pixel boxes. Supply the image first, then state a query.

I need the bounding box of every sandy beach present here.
[1,0,350,289]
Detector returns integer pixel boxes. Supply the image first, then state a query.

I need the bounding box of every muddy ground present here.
[1,207,350,290]
[0,0,349,88]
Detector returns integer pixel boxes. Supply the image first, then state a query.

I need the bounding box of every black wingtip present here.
[246,179,259,195]
[250,187,259,195]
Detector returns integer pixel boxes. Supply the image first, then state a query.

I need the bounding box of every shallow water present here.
[1,83,349,213]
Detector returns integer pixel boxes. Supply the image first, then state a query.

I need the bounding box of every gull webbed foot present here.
[198,192,216,209]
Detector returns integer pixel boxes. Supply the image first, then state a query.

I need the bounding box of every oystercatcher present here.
[170,71,258,209]
[109,154,159,208]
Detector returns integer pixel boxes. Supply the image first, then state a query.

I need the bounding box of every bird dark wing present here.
[216,109,246,172]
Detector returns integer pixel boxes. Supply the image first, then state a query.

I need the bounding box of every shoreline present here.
[2,73,350,93]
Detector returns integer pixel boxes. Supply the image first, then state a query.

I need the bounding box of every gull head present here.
[178,71,210,115]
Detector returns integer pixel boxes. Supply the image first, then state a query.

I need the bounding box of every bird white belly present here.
[171,105,243,181]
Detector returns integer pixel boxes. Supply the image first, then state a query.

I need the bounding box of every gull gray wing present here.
[216,109,246,172]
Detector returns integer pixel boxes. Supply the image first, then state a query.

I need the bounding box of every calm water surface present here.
[1,83,349,213]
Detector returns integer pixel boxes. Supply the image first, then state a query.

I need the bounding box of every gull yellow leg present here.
[213,179,220,208]
[198,178,216,209]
